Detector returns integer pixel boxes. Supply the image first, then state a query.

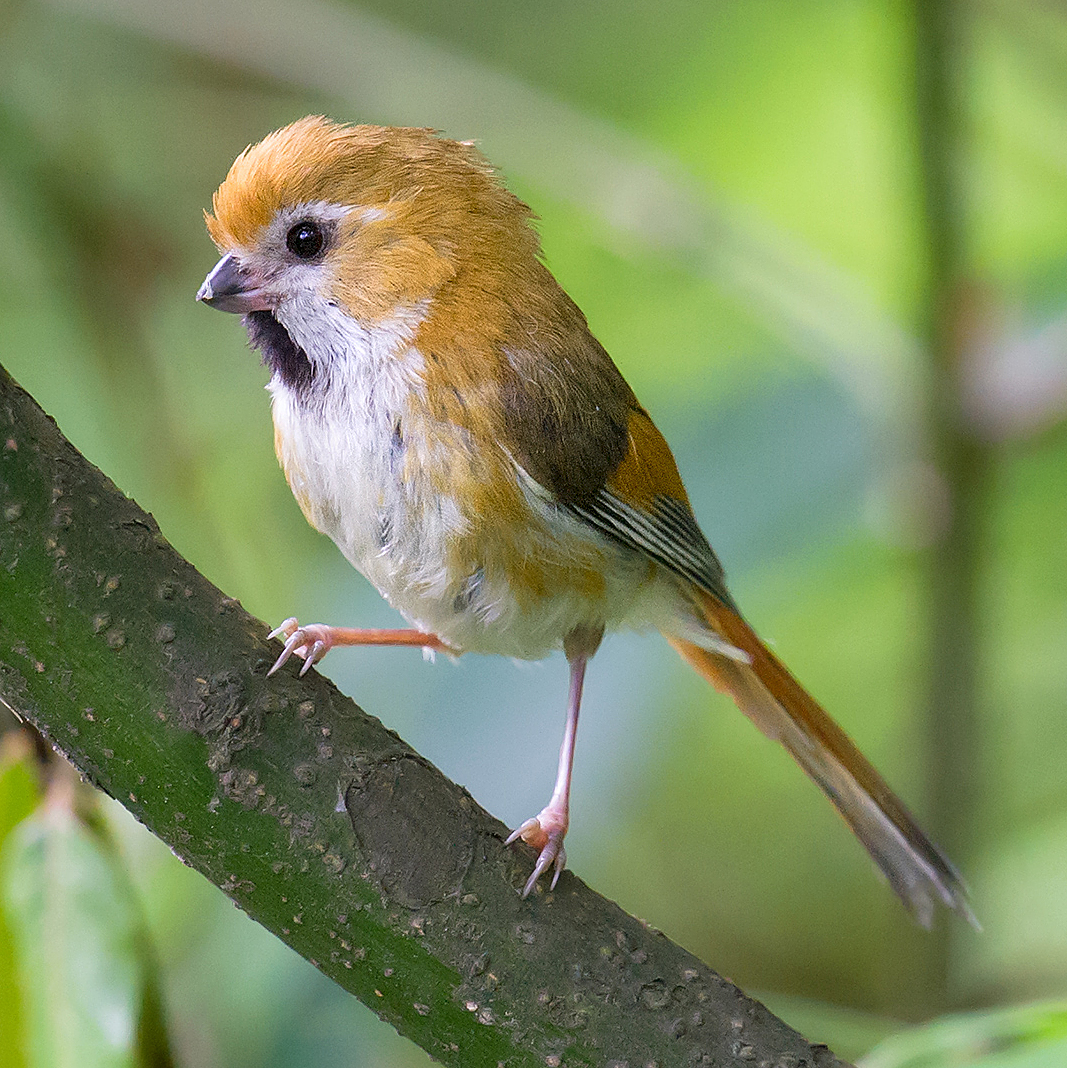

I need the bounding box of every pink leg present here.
[267,617,453,677]
[506,626,601,897]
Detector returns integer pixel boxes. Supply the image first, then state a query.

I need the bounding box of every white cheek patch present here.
[275,296,429,391]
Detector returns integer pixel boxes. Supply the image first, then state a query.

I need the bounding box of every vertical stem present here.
[911,0,987,1005]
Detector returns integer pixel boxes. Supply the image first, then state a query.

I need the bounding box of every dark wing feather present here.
[496,272,732,607]
[497,281,633,506]
[568,489,736,610]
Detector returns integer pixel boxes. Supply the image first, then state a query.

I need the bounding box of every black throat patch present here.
[244,311,315,394]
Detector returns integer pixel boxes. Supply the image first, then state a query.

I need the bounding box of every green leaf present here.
[0,741,40,848]
[1,775,147,1068]
[0,737,43,1068]
[861,1000,1067,1068]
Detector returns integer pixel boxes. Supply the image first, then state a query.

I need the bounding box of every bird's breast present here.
[267,309,659,657]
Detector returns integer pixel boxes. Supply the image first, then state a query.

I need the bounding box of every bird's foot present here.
[506,808,568,897]
[267,617,334,676]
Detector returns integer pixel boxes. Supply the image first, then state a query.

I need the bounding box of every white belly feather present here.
[268,300,683,658]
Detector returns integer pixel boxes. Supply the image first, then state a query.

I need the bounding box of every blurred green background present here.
[1,0,1066,1064]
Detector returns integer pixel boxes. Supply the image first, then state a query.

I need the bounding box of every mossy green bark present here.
[0,365,845,1067]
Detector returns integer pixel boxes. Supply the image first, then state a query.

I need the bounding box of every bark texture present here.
[0,365,847,1068]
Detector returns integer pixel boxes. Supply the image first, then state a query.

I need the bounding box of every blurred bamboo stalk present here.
[912,0,989,1005]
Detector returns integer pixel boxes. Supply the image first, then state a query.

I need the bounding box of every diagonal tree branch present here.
[0,363,847,1067]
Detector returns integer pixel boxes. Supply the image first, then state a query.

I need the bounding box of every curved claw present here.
[267,620,332,676]
[300,639,327,676]
[526,840,566,897]
[506,815,568,897]
[269,630,306,676]
[504,817,539,848]
[267,616,299,642]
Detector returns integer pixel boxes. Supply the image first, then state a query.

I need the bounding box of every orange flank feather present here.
[609,408,691,512]
[670,590,976,927]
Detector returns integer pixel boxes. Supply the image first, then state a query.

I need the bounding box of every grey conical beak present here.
[197,253,272,314]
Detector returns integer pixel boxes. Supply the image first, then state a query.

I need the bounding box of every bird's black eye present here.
[286,220,325,260]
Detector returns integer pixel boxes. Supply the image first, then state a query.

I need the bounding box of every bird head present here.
[197,116,543,391]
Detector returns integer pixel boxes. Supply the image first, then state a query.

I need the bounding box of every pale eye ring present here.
[286,220,325,259]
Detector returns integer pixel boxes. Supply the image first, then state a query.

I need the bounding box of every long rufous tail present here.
[670,590,976,927]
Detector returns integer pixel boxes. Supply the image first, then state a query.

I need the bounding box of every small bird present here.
[198,116,973,925]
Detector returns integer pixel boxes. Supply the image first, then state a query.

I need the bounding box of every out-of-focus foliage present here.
[0,739,173,1068]
[1,769,159,1068]
[861,999,1067,1068]
[0,736,39,1068]
[0,0,1064,1065]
